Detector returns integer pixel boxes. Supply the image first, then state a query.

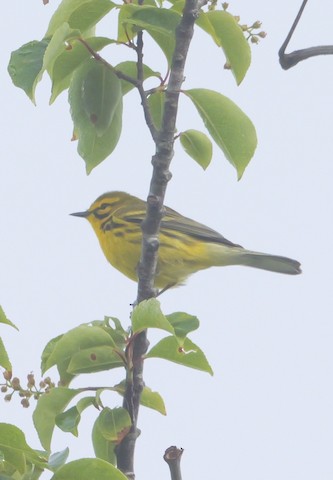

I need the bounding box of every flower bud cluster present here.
[1,370,55,408]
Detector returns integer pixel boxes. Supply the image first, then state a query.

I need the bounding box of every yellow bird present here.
[71,191,301,289]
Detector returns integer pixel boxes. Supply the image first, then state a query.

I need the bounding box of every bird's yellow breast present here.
[93,220,211,288]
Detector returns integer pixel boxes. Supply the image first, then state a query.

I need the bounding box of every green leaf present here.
[0,424,46,474]
[67,345,125,374]
[79,100,123,174]
[48,448,69,472]
[55,397,97,436]
[51,458,128,480]
[184,88,257,179]
[33,388,80,451]
[92,407,131,465]
[50,37,116,103]
[115,61,160,95]
[8,23,81,104]
[146,336,213,375]
[95,316,128,347]
[127,6,180,35]
[69,58,123,173]
[120,5,181,64]
[55,407,80,436]
[197,11,251,85]
[45,0,115,37]
[8,40,49,104]
[0,306,18,330]
[117,4,139,44]
[114,381,166,415]
[41,334,64,377]
[166,312,199,340]
[92,418,116,465]
[131,298,174,334]
[97,407,131,443]
[43,324,117,384]
[0,337,12,371]
[79,60,122,136]
[179,129,212,169]
[147,90,164,129]
[43,23,80,75]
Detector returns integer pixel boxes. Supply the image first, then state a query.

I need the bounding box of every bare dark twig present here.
[279,0,333,69]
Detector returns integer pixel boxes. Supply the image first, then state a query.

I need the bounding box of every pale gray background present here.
[1,1,333,479]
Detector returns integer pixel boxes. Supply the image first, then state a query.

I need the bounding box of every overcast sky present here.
[2,1,333,479]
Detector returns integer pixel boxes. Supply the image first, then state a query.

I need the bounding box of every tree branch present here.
[136,30,159,142]
[279,0,333,69]
[115,0,200,476]
[138,0,200,302]
[164,446,184,480]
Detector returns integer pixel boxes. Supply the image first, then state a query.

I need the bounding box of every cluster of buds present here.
[240,20,267,44]
[1,370,55,408]
[221,4,266,44]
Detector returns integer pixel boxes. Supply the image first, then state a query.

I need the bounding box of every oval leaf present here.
[55,406,80,436]
[33,388,80,450]
[120,5,181,64]
[197,11,251,85]
[50,36,116,103]
[180,129,212,169]
[184,88,257,179]
[131,298,174,334]
[51,458,128,480]
[69,59,123,173]
[166,312,199,340]
[146,336,213,375]
[48,448,70,472]
[67,345,125,374]
[0,424,45,474]
[92,418,116,465]
[8,40,49,104]
[0,305,18,330]
[46,0,115,37]
[80,59,122,137]
[98,407,131,443]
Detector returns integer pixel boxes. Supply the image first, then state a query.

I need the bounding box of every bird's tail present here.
[238,250,301,275]
[207,244,301,275]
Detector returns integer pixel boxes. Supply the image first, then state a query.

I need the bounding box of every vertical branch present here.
[138,0,201,302]
[116,0,202,477]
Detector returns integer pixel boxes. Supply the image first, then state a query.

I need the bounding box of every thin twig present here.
[136,30,159,141]
[279,0,333,69]
[77,37,140,87]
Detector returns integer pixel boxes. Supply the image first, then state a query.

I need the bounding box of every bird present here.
[71,191,301,289]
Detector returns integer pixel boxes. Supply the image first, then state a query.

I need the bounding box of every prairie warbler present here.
[71,191,301,289]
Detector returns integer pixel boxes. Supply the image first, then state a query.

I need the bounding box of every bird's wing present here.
[161,207,242,247]
[120,204,242,249]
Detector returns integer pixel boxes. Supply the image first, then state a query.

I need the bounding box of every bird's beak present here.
[70,210,90,218]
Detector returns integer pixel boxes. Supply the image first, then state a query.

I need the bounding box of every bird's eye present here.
[99,203,110,210]
[93,203,112,219]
